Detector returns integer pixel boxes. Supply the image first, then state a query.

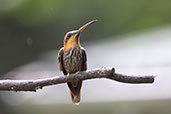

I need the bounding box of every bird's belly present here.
[63,49,82,74]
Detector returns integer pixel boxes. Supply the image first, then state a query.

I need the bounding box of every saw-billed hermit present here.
[57,20,97,105]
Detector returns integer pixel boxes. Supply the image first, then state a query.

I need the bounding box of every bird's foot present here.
[75,71,80,74]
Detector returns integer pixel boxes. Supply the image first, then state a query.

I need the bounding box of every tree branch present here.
[0,67,155,92]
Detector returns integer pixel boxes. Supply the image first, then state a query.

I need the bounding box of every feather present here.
[57,45,87,105]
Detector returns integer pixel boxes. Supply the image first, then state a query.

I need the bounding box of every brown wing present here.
[81,48,87,71]
[57,47,67,75]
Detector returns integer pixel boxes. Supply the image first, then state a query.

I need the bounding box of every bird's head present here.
[63,19,97,50]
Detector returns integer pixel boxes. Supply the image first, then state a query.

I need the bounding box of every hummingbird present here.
[57,20,97,105]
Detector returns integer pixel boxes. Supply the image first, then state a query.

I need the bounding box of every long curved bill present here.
[78,19,97,33]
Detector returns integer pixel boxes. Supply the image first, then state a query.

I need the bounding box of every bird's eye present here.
[67,33,72,38]
[65,33,72,43]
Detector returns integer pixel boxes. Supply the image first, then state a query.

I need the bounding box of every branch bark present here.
[0,67,155,92]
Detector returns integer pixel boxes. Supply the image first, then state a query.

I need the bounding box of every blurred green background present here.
[1,0,171,75]
[0,0,171,114]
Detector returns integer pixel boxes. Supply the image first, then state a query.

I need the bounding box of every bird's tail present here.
[67,81,82,105]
